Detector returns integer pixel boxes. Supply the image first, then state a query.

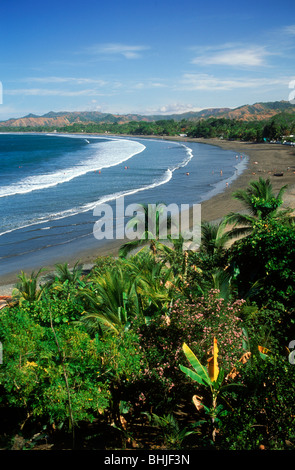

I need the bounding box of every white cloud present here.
[85,43,149,59]
[282,24,295,35]
[192,46,271,67]
[179,74,289,91]
[0,105,19,118]
[142,103,203,115]
[23,76,108,86]
[5,88,110,97]
[132,81,168,90]
[190,42,243,54]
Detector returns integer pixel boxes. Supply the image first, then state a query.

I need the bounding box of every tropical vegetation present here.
[0,177,295,450]
[1,109,295,143]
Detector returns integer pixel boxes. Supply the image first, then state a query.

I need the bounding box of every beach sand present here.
[1,137,294,294]
[189,138,295,222]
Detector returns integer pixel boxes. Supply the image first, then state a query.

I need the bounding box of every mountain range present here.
[0,100,294,128]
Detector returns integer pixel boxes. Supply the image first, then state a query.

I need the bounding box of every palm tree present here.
[157,234,195,287]
[46,261,83,286]
[158,233,188,259]
[119,202,172,258]
[225,177,293,238]
[210,268,234,302]
[78,265,139,336]
[200,220,231,262]
[79,252,177,335]
[44,261,84,301]
[12,269,45,304]
[193,221,235,297]
[129,250,176,314]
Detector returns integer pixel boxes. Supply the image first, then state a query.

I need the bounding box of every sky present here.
[0,0,294,120]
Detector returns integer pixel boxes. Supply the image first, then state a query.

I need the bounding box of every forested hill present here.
[1,100,295,129]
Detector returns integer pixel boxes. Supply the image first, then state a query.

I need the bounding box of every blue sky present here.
[0,0,294,120]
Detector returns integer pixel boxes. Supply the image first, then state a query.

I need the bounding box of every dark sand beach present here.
[1,137,295,293]
[189,138,295,221]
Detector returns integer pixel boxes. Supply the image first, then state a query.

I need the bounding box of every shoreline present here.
[1,136,294,294]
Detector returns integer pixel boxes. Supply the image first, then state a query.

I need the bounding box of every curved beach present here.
[1,137,294,293]
[188,137,295,221]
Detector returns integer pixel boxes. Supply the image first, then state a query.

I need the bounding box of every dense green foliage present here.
[0,178,295,450]
[1,110,295,142]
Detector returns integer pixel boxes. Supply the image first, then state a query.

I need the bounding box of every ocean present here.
[0,133,248,278]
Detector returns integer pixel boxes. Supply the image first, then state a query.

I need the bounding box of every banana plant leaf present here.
[179,343,212,388]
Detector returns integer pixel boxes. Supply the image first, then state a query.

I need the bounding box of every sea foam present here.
[0,139,194,237]
[0,138,146,198]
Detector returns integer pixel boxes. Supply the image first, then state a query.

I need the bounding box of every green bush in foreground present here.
[221,354,295,450]
[0,306,110,430]
[229,219,295,347]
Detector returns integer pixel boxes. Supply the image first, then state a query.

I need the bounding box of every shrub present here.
[0,306,109,429]
[132,290,246,411]
[220,354,295,450]
[18,293,85,326]
[229,219,295,309]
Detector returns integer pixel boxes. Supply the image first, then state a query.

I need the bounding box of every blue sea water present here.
[0,133,248,278]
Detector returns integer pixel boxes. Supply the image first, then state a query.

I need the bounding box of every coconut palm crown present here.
[225,177,293,238]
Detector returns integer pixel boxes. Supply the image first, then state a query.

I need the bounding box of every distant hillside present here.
[1,100,294,128]
[0,111,129,128]
[212,101,295,121]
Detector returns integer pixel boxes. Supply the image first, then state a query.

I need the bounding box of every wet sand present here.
[189,138,295,222]
[1,137,294,294]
